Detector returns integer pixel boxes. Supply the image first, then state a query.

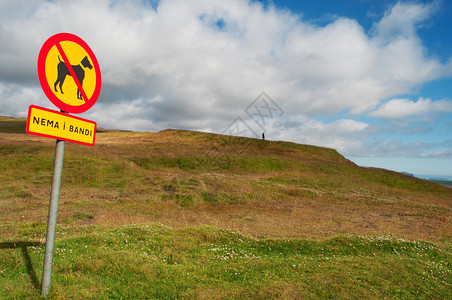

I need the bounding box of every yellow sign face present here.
[37,33,102,114]
[26,105,96,146]
[44,41,97,107]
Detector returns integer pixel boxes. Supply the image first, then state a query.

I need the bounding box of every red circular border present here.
[37,33,101,114]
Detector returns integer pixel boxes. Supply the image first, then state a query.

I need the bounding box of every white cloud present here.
[371,1,438,40]
[274,118,369,155]
[371,97,452,120]
[1,0,449,121]
[0,83,47,117]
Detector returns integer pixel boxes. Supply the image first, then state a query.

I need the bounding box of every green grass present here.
[1,224,451,299]
[429,180,452,187]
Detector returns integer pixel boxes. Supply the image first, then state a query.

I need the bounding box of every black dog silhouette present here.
[54,56,93,100]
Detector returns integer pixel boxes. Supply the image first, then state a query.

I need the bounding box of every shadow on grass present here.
[0,241,43,290]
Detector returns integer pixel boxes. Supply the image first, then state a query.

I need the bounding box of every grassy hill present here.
[429,180,452,188]
[1,117,451,299]
[0,116,26,133]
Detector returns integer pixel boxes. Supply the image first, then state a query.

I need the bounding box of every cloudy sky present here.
[1,0,451,178]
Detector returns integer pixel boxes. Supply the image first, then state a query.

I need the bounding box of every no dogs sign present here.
[37,33,101,114]
[32,33,102,297]
[29,33,101,145]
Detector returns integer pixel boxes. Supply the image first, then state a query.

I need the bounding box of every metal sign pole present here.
[41,139,65,297]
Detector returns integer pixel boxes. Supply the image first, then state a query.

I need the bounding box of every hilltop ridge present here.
[129,128,355,165]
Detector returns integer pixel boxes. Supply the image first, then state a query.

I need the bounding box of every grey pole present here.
[41,139,65,297]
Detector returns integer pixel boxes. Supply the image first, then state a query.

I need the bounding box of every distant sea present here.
[415,174,452,181]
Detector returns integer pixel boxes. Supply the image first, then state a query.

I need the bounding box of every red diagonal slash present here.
[55,42,89,103]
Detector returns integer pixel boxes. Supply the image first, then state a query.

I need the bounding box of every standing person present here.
[262,132,265,140]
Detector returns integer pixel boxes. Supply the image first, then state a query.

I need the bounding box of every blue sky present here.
[0,0,451,179]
